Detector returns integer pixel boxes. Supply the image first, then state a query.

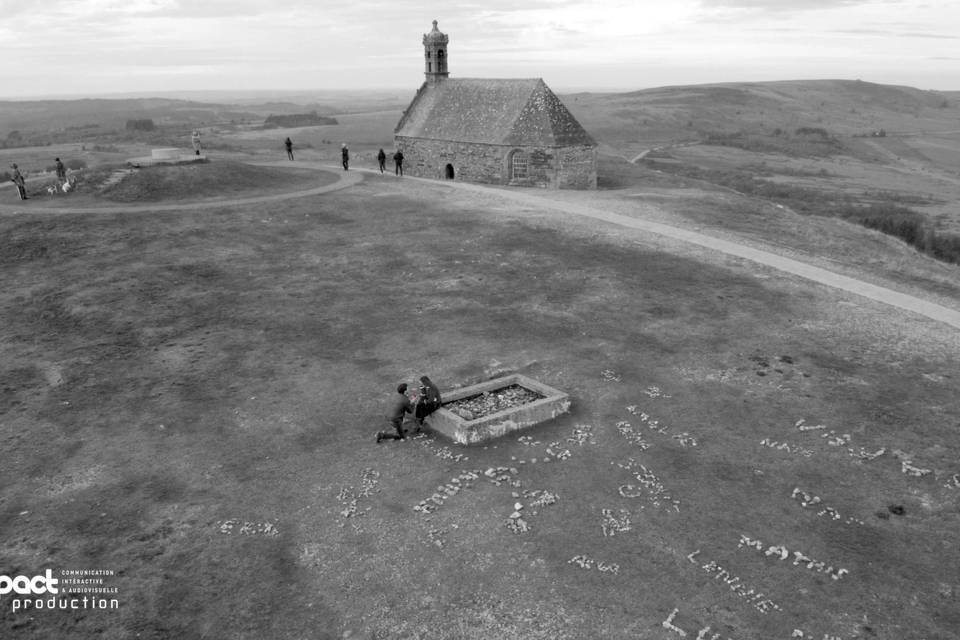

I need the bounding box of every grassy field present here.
[2,162,959,639]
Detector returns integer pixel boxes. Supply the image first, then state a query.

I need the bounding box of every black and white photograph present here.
[1,1,959,638]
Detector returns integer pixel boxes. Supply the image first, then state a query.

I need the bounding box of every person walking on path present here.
[377,148,386,173]
[393,149,404,176]
[285,137,294,161]
[414,375,441,427]
[55,158,66,181]
[10,164,27,200]
[376,383,413,443]
[341,143,349,171]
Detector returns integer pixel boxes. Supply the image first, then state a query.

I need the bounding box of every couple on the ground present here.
[377,375,441,443]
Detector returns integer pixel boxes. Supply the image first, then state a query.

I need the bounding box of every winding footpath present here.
[3,160,958,331]
[432,174,960,332]
[0,162,362,215]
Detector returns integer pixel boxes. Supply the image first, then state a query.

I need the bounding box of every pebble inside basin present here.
[424,374,571,445]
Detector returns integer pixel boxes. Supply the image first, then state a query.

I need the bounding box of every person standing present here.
[54,158,66,181]
[285,137,294,161]
[377,148,386,173]
[393,149,404,176]
[10,164,27,200]
[191,130,202,156]
[414,375,441,428]
[376,383,413,443]
[341,143,349,171]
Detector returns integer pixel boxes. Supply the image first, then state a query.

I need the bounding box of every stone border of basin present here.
[126,148,209,167]
[425,374,571,445]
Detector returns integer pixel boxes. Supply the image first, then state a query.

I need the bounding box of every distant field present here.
[217,111,402,162]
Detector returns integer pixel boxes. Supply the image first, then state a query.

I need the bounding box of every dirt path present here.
[5,157,959,331]
[0,163,360,215]
[383,170,960,331]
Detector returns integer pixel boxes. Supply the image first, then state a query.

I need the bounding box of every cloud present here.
[2,0,960,96]
[898,31,959,39]
[698,0,871,9]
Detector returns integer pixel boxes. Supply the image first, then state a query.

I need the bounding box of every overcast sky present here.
[1,0,958,98]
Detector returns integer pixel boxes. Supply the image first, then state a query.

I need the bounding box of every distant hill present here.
[561,79,960,159]
[0,98,262,138]
[262,112,338,129]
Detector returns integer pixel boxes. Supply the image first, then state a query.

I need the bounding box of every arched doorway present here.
[444,163,455,179]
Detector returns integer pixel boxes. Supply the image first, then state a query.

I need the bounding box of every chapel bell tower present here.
[423,20,449,84]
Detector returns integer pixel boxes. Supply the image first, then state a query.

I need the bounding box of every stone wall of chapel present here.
[394,136,596,190]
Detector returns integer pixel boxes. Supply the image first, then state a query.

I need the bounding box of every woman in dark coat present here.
[415,375,441,426]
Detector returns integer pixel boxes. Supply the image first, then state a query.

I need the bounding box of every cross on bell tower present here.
[423,20,449,85]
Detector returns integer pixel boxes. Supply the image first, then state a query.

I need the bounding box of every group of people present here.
[376,148,404,175]
[8,157,69,201]
[377,375,441,443]
[281,138,404,175]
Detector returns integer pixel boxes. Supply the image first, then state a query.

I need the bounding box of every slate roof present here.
[394,78,596,147]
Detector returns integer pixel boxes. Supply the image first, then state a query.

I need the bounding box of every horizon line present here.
[2,78,958,102]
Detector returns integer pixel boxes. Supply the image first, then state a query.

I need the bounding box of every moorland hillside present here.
[565,79,960,159]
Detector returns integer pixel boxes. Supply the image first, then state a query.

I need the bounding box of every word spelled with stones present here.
[661,608,740,640]
[616,458,681,511]
[413,470,481,514]
[686,550,782,614]
[850,446,885,461]
[411,433,468,462]
[568,555,620,575]
[643,385,672,399]
[517,435,541,446]
[737,534,848,580]
[795,419,826,432]
[615,421,651,451]
[216,519,279,537]
[759,437,814,457]
[627,407,700,447]
[790,631,844,640]
[600,369,622,382]
[626,407,668,435]
[791,488,864,525]
[796,420,887,464]
[600,508,633,537]
[336,467,380,526]
[539,424,595,463]
[901,460,932,477]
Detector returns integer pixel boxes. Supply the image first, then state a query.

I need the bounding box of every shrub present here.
[795,127,830,138]
[125,119,156,132]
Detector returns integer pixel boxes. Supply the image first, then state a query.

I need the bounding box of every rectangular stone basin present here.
[424,374,570,445]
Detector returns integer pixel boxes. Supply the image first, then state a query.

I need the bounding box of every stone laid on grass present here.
[791,487,865,525]
[424,374,570,445]
[216,519,279,537]
[568,555,620,575]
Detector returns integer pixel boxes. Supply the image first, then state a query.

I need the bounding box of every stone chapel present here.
[393,20,598,189]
